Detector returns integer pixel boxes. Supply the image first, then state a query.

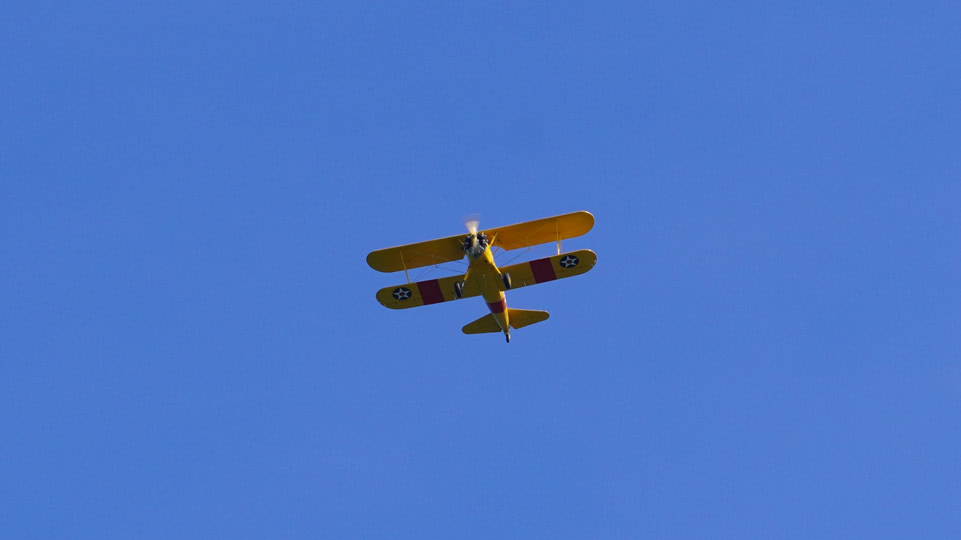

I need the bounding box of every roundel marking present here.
[559,254,579,268]
[392,287,412,300]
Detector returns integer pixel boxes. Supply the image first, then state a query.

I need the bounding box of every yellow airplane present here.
[366,211,596,343]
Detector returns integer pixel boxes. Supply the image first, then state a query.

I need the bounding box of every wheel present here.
[453,281,465,299]
[501,272,512,290]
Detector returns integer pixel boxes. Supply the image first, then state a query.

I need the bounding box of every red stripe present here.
[487,298,507,313]
[529,257,557,283]
[417,279,445,305]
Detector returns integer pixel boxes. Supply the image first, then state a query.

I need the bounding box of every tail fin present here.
[462,313,502,334]
[462,309,550,335]
[508,309,549,329]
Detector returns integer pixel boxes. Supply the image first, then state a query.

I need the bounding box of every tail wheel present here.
[453,281,465,299]
[501,272,512,290]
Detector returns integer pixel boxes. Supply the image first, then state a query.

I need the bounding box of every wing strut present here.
[400,251,411,283]
[555,221,562,255]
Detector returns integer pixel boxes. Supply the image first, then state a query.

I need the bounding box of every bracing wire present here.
[498,246,533,267]
[413,261,468,282]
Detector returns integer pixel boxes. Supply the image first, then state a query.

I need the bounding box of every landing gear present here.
[501,272,512,290]
[453,281,465,299]
[505,331,511,343]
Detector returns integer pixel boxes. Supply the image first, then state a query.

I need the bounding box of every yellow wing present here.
[489,210,594,251]
[375,274,481,310]
[366,235,464,273]
[365,211,594,273]
[498,249,597,290]
[374,250,596,310]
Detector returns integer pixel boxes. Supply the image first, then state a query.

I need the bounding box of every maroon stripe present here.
[417,279,445,305]
[487,298,507,313]
[529,257,557,283]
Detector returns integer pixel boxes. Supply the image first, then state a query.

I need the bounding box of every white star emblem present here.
[393,287,412,300]
[559,255,579,268]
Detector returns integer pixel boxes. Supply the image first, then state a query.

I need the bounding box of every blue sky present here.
[2,2,960,538]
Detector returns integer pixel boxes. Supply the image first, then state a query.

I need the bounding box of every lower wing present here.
[374,249,596,310]
[498,249,597,289]
[375,274,480,309]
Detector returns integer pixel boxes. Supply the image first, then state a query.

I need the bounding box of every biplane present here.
[366,211,596,342]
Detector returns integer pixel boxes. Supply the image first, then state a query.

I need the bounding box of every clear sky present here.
[2,2,960,538]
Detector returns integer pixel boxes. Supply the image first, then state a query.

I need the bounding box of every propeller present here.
[461,214,481,284]
[463,213,480,235]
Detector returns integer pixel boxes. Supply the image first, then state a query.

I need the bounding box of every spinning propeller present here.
[463,214,480,235]
[461,214,491,283]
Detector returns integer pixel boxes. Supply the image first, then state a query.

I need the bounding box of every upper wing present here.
[488,211,594,251]
[367,235,465,273]
[376,274,481,310]
[366,211,594,273]
[498,249,597,289]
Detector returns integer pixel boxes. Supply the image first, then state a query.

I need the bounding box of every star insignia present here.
[559,255,579,268]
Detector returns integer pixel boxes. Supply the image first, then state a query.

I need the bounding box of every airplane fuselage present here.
[464,234,510,341]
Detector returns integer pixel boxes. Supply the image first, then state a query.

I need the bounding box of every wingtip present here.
[566,210,594,234]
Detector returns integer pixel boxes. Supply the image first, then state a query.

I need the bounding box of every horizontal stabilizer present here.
[507,309,549,329]
[462,313,502,334]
